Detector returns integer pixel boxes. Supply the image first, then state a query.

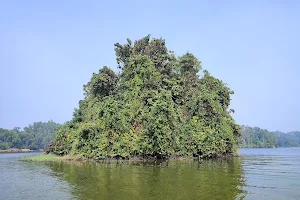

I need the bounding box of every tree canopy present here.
[239,126,300,148]
[0,121,60,150]
[47,35,241,159]
[239,126,276,148]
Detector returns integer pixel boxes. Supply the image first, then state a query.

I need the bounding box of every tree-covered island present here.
[46,35,241,159]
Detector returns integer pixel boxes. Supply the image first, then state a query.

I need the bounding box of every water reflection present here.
[2,149,299,199]
[44,158,245,200]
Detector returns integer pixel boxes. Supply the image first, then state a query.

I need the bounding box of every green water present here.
[1,148,300,200]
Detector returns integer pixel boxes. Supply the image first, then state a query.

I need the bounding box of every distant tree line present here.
[1,121,299,150]
[275,131,300,147]
[0,121,60,150]
[239,126,300,148]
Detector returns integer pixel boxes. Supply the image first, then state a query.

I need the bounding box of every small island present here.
[45,35,241,160]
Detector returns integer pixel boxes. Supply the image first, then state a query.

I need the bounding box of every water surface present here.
[0,148,299,200]
[239,148,300,200]
[0,152,73,200]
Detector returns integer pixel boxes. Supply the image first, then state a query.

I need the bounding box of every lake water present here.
[0,148,299,200]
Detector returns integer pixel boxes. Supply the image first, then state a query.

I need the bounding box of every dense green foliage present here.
[239,126,300,148]
[239,126,276,148]
[0,121,60,150]
[275,131,300,147]
[47,35,241,159]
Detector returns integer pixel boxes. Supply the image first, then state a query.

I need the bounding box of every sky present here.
[0,0,299,132]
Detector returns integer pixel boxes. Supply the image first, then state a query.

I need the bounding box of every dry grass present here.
[19,153,84,162]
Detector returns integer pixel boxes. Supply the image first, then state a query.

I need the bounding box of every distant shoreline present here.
[0,148,43,153]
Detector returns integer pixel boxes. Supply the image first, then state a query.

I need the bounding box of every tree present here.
[0,121,60,150]
[47,35,240,159]
[83,66,118,99]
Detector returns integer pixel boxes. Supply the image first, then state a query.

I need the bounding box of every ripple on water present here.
[0,153,74,200]
[239,148,300,200]
[1,149,300,200]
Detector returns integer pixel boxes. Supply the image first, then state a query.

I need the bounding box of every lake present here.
[0,148,299,200]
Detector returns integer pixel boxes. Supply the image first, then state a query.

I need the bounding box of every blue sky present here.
[0,0,299,132]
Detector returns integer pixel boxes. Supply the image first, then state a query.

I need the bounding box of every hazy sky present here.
[0,1,299,132]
